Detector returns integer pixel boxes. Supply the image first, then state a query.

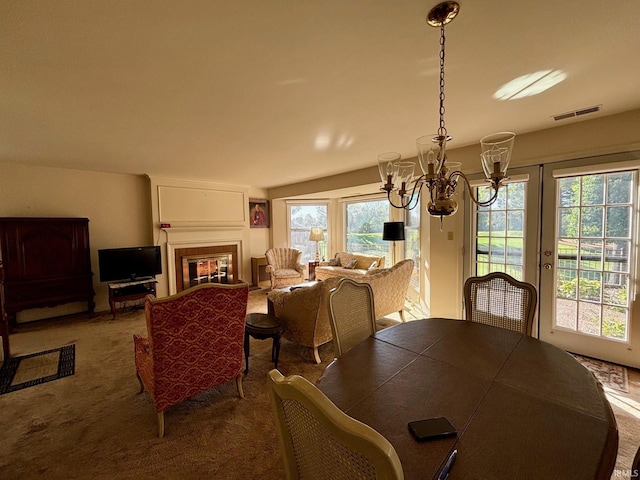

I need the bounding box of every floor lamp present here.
[383,221,405,265]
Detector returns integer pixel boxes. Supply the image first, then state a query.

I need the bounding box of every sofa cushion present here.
[276,268,305,278]
[337,253,358,267]
[343,259,358,269]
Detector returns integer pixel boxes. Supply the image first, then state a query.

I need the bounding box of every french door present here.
[539,152,640,368]
[464,166,541,329]
[465,155,640,367]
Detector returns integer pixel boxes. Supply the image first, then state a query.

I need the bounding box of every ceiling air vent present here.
[553,105,602,122]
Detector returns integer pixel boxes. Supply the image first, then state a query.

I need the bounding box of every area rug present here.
[0,344,75,395]
[571,353,629,393]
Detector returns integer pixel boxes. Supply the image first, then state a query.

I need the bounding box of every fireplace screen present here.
[182,253,233,290]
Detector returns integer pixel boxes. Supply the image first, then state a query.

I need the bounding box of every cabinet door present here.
[1,219,91,279]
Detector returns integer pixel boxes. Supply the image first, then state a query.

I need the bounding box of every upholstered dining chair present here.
[463,272,537,336]
[267,369,404,480]
[328,278,377,358]
[265,247,305,289]
[133,282,249,437]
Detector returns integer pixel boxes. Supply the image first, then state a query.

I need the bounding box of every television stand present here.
[108,277,157,320]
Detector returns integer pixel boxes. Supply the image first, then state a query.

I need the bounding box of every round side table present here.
[244,312,282,374]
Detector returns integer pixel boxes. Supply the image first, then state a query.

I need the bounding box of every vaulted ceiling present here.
[1,1,639,189]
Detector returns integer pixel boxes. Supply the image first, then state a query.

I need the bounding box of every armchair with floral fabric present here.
[265,247,305,289]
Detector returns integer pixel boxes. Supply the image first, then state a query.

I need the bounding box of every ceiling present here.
[1,1,639,190]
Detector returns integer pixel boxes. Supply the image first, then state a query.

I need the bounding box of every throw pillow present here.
[343,259,359,269]
[327,258,339,266]
[338,253,357,266]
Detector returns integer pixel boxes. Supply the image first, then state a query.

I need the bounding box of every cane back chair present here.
[463,272,537,336]
[328,278,377,358]
[267,369,404,480]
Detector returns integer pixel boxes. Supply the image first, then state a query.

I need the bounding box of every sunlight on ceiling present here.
[314,130,355,151]
[493,70,567,100]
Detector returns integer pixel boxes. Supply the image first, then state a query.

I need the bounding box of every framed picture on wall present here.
[249,199,270,228]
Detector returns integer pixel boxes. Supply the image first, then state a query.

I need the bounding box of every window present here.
[289,204,328,263]
[345,199,389,256]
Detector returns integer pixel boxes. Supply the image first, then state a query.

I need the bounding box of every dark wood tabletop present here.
[316,318,618,480]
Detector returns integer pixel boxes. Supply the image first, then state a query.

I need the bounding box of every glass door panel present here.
[475,182,526,279]
[464,166,540,331]
[553,172,632,338]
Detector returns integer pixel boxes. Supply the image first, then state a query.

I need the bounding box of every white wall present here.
[2,109,638,321]
[147,175,268,296]
[0,164,269,321]
[267,109,640,319]
[0,163,151,318]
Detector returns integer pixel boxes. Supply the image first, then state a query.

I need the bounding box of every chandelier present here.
[378,1,515,218]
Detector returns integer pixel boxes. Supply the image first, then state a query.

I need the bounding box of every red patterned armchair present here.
[134,282,249,437]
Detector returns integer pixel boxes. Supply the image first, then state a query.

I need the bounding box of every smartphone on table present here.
[408,416,457,441]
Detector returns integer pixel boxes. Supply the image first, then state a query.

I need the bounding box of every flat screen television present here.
[98,245,162,282]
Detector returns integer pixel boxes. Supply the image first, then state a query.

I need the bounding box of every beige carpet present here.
[0,290,638,479]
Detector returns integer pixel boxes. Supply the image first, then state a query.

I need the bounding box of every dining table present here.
[315,318,618,480]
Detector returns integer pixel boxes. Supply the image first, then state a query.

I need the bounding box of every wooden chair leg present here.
[236,376,245,399]
[399,310,406,323]
[313,347,321,364]
[157,411,165,438]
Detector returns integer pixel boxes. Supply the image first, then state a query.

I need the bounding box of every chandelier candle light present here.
[378,1,515,220]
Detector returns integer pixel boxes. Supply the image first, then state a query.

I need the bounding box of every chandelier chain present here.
[438,24,447,138]
[379,2,514,218]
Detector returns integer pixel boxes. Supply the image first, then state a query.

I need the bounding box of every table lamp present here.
[382,221,405,265]
[309,227,324,262]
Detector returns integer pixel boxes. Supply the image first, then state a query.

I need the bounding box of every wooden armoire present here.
[0,217,95,358]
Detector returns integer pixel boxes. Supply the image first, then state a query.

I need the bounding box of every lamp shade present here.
[309,227,324,242]
[382,222,405,241]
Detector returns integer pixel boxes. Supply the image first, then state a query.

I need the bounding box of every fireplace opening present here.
[174,244,239,293]
[182,253,233,290]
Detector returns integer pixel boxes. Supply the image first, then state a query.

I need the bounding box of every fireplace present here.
[174,244,238,293]
[182,253,233,290]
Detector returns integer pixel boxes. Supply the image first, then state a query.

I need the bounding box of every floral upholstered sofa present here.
[314,252,386,281]
[267,259,414,363]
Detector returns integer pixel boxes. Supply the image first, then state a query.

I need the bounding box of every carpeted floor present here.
[0,289,638,479]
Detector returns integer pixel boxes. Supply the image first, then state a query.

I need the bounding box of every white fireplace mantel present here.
[147,175,253,298]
